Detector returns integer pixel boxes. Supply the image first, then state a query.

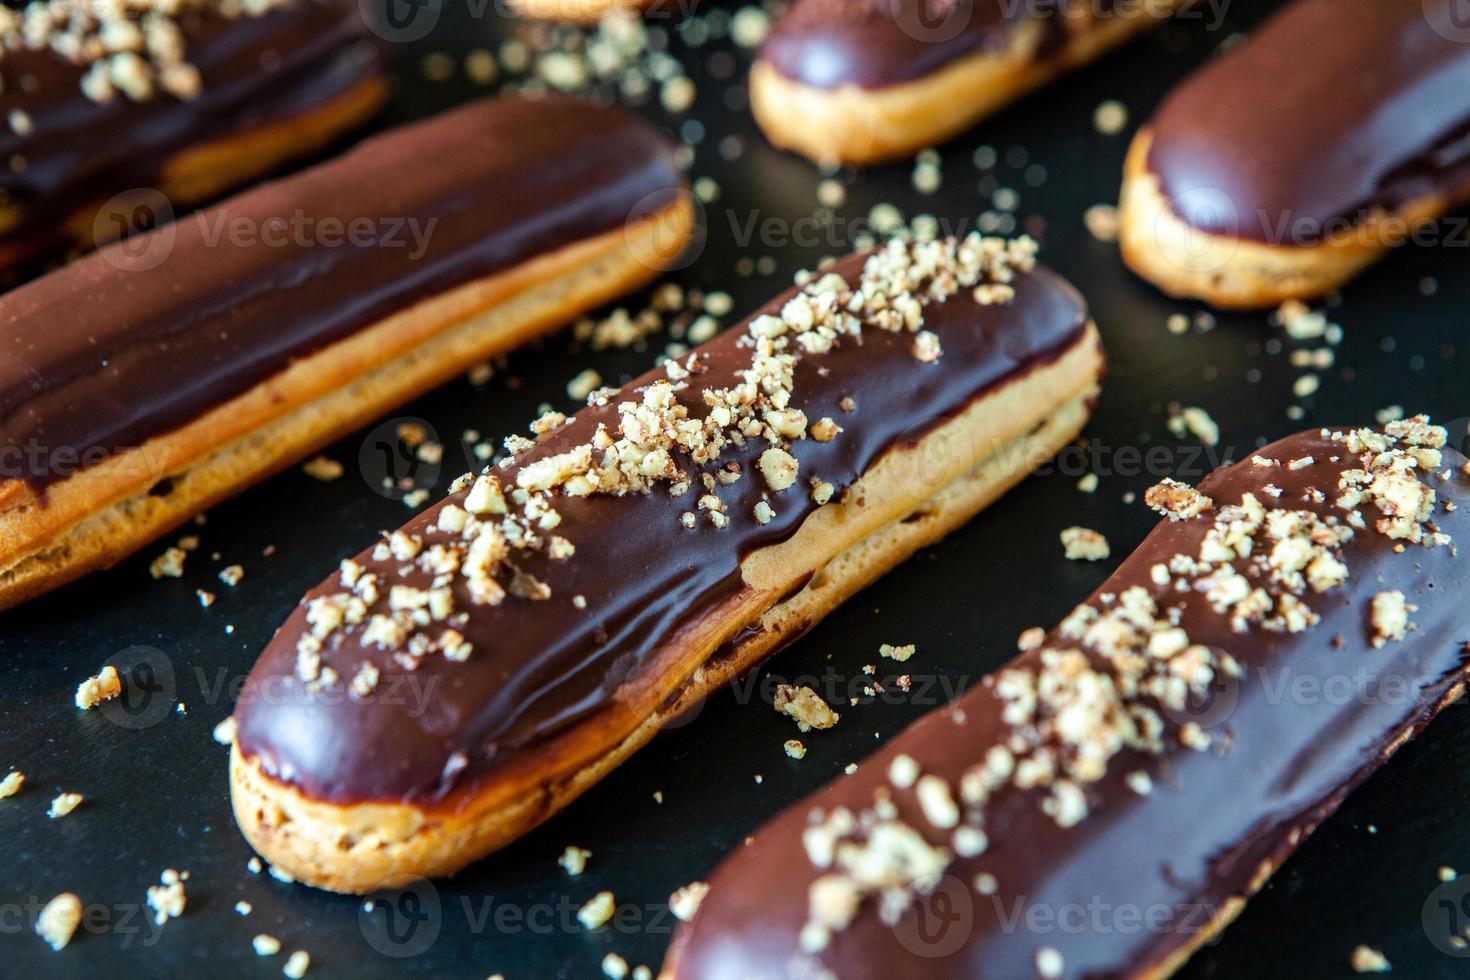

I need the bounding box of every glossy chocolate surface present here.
[0,96,683,489]
[232,254,1093,805]
[0,0,386,262]
[1147,0,1470,243]
[762,0,1007,90]
[669,430,1470,979]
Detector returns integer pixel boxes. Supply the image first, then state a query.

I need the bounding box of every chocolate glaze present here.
[0,96,683,489]
[232,253,1094,805]
[669,431,1470,979]
[0,0,387,264]
[1146,0,1470,244]
[760,0,1122,91]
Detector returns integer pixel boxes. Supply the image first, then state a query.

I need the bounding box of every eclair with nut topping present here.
[0,95,692,609]
[0,0,390,272]
[751,0,1185,166]
[1119,0,1470,308]
[665,418,1470,980]
[228,235,1106,893]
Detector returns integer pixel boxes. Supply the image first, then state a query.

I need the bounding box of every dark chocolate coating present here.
[0,0,387,262]
[0,96,683,489]
[760,0,1012,90]
[669,431,1470,979]
[232,253,1093,805]
[1146,0,1470,244]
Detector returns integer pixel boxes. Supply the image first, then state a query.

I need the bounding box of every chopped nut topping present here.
[1145,479,1213,521]
[1167,405,1220,446]
[0,770,23,798]
[558,846,591,876]
[784,739,807,759]
[302,457,343,482]
[4,0,296,107]
[578,891,616,929]
[283,950,311,979]
[149,546,187,579]
[1369,591,1413,647]
[1060,526,1110,561]
[48,792,83,818]
[668,881,709,922]
[774,684,840,732]
[145,868,187,925]
[253,934,281,956]
[75,665,121,709]
[791,419,1453,957]
[35,893,82,951]
[1349,945,1391,973]
[878,643,915,662]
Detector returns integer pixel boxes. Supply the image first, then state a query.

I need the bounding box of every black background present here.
[4,0,1470,976]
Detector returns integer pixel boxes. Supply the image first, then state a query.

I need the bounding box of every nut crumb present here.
[784,739,806,759]
[145,869,188,925]
[48,793,83,818]
[879,643,915,662]
[1083,204,1119,242]
[669,881,709,922]
[558,846,591,876]
[1350,945,1390,973]
[302,457,343,481]
[578,891,616,929]
[774,684,839,732]
[75,665,121,709]
[1060,526,1110,561]
[35,893,82,951]
[283,950,310,978]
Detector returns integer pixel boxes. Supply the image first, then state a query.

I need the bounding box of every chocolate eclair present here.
[507,0,675,23]
[1119,0,1470,308]
[0,95,692,610]
[227,235,1106,893]
[0,0,391,273]
[752,0,1184,166]
[665,418,1469,979]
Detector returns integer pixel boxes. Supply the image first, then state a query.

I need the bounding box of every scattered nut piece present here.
[774,684,839,732]
[74,665,121,710]
[879,643,915,662]
[302,457,344,481]
[48,793,83,818]
[1350,945,1391,973]
[558,846,591,876]
[1060,526,1110,561]
[578,891,617,930]
[669,881,709,922]
[35,893,82,951]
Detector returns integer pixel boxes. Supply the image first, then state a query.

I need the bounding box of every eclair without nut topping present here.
[0,95,691,609]
[666,418,1470,979]
[752,0,1184,165]
[0,0,390,272]
[1119,0,1470,308]
[228,235,1106,893]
